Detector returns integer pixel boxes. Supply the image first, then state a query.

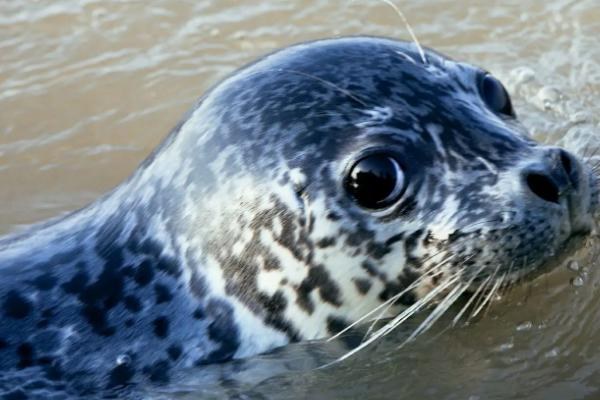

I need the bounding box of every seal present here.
[0,36,598,395]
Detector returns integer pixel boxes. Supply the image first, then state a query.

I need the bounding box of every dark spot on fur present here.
[81,305,115,336]
[385,233,404,246]
[36,308,53,328]
[0,338,7,349]
[302,265,341,306]
[326,316,349,335]
[156,256,180,277]
[139,238,162,259]
[108,363,136,387]
[61,270,89,294]
[296,265,343,313]
[353,278,372,294]
[366,242,391,259]
[3,290,32,319]
[327,212,341,221]
[361,261,378,277]
[125,319,135,328]
[316,237,336,248]
[167,344,182,361]
[16,342,35,369]
[422,231,434,245]
[190,272,208,298]
[154,283,173,304]
[43,360,63,381]
[201,299,239,364]
[144,359,170,384]
[134,260,154,286]
[192,307,205,319]
[263,254,282,270]
[404,229,424,255]
[124,295,142,313]
[121,264,134,277]
[30,273,57,291]
[379,270,419,306]
[2,389,28,400]
[256,291,299,340]
[153,316,169,339]
[295,285,315,314]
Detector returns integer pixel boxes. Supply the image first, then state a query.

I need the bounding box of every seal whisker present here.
[329,253,456,342]
[498,261,516,297]
[326,274,460,366]
[468,262,501,320]
[450,262,491,327]
[372,0,427,64]
[483,272,506,316]
[400,281,470,346]
[361,256,455,341]
[311,111,348,118]
[274,68,372,107]
[366,273,460,340]
[472,270,504,318]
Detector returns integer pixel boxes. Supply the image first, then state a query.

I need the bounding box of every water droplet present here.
[570,275,584,287]
[581,266,589,274]
[537,86,562,110]
[498,341,514,351]
[511,66,535,84]
[567,260,580,272]
[545,348,559,358]
[516,321,533,331]
[570,111,590,124]
[116,354,131,366]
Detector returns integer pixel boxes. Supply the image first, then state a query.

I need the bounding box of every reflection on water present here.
[1,0,600,399]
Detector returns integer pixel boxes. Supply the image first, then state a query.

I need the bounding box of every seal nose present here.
[523,148,577,204]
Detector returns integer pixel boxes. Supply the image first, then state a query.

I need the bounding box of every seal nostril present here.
[526,173,560,204]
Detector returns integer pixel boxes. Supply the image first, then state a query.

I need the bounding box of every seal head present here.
[0,37,597,393]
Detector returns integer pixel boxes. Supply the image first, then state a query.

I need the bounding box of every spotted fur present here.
[0,37,597,395]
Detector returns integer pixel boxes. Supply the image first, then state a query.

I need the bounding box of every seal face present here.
[0,36,597,394]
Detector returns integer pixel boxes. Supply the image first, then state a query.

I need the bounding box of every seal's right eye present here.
[480,74,515,117]
[344,154,405,209]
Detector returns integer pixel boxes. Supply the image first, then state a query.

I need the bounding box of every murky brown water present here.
[2,0,600,399]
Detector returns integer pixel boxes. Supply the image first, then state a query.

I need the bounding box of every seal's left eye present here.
[344,154,405,209]
[480,74,515,117]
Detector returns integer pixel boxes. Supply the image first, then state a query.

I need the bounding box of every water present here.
[1,1,600,399]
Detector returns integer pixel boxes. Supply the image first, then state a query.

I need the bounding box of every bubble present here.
[566,260,580,272]
[516,321,533,331]
[498,341,514,351]
[536,86,563,110]
[511,66,535,85]
[570,111,591,124]
[545,348,559,358]
[570,275,584,287]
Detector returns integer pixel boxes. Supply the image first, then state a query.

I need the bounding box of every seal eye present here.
[480,74,515,117]
[344,154,405,209]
